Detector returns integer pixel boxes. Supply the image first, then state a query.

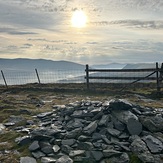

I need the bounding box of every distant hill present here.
[91,63,126,69]
[123,63,158,69]
[0,58,85,71]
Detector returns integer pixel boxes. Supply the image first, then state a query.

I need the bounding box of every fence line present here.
[85,62,163,92]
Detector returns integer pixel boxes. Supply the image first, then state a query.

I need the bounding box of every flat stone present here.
[143,135,163,154]
[112,110,138,124]
[107,128,121,137]
[78,142,94,150]
[98,115,110,126]
[103,149,122,158]
[37,112,53,118]
[15,136,31,145]
[109,99,133,110]
[32,151,45,159]
[20,157,37,163]
[69,150,85,157]
[61,145,73,154]
[53,145,60,153]
[41,146,53,154]
[61,139,76,146]
[114,120,126,131]
[127,118,142,135]
[66,128,82,139]
[83,121,97,135]
[91,151,103,161]
[56,155,73,163]
[140,114,163,132]
[29,141,40,151]
[41,157,57,163]
[78,135,91,141]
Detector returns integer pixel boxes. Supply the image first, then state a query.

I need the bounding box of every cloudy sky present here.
[0,0,163,64]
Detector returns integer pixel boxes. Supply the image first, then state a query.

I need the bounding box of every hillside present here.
[0,58,85,71]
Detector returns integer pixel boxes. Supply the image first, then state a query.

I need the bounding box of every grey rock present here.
[41,146,53,154]
[61,139,76,146]
[37,112,53,118]
[92,133,103,140]
[32,151,45,159]
[78,135,90,141]
[78,142,94,150]
[107,128,121,137]
[143,135,163,154]
[56,155,73,163]
[69,150,85,157]
[41,157,57,163]
[15,136,31,145]
[71,110,83,118]
[91,151,103,161]
[53,145,60,153]
[83,121,97,135]
[29,141,40,151]
[61,145,73,154]
[90,107,102,114]
[114,120,126,131]
[0,123,5,134]
[112,110,138,124]
[103,149,122,158]
[8,115,25,124]
[20,157,37,163]
[140,114,163,132]
[130,137,155,163]
[98,115,110,126]
[127,118,142,135]
[66,128,82,139]
[3,122,15,127]
[109,99,133,110]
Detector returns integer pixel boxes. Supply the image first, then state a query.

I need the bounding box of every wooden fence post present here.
[156,62,160,92]
[1,70,8,89]
[85,64,89,90]
[35,69,41,84]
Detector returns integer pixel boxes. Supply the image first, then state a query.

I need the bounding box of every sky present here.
[0,0,163,65]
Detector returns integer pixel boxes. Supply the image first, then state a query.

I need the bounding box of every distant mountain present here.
[91,63,126,69]
[123,63,159,69]
[0,58,85,71]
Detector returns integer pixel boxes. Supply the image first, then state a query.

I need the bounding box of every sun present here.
[71,10,87,28]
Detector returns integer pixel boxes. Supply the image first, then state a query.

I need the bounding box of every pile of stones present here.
[13,99,163,163]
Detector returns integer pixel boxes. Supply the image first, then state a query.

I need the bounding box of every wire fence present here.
[0,63,162,92]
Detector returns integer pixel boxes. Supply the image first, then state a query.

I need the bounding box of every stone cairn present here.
[13,99,163,163]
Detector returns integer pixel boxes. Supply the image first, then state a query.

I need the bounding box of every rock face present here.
[9,98,163,163]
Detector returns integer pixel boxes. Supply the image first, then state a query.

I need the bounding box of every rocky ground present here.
[0,85,163,163]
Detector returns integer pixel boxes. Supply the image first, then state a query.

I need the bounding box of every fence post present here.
[35,69,41,84]
[85,64,89,90]
[156,62,160,92]
[1,70,8,89]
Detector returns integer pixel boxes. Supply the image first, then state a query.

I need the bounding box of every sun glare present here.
[71,10,87,28]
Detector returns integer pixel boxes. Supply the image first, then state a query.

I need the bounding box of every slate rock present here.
[53,145,60,153]
[78,142,94,150]
[127,118,142,135]
[83,121,97,135]
[109,99,133,110]
[130,137,155,163]
[114,120,126,131]
[143,135,163,154]
[0,123,6,134]
[103,149,122,158]
[78,135,91,141]
[32,151,45,159]
[56,155,73,163]
[91,151,103,161]
[112,110,138,124]
[140,114,163,132]
[69,150,85,157]
[37,112,53,118]
[15,136,31,145]
[107,128,121,137]
[61,139,76,146]
[66,128,82,139]
[41,157,57,163]
[98,115,111,126]
[41,145,53,154]
[20,157,37,163]
[61,145,73,154]
[29,141,40,151]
